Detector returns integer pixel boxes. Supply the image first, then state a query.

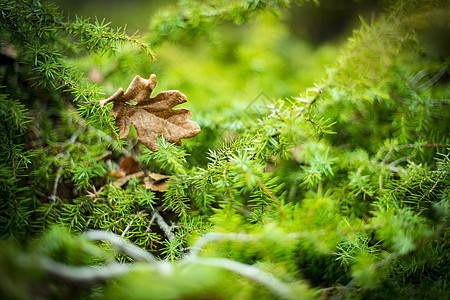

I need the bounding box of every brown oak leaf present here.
[100,74,201,151]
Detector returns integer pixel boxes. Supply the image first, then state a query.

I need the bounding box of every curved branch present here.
[37,230,297,297]
[84,230,158,263]
[189,232,251,258]
[188,231,301,258]
[184,257,292,299]
[39,257,130,285]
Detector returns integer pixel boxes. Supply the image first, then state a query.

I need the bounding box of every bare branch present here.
[39,257,130,285]
[188,232,301,258]
[36,230,301,297]
[84,230,158,263]
[184,257,292,299]
[189,232,251,258]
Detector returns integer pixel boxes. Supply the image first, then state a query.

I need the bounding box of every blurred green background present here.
[49,0,383,112]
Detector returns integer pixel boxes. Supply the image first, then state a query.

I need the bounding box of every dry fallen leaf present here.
[144,172,171,192]
[119,155,140,175]
[110,169,125,178]
[99,74,201,151]
[109,155,140,179]
[113,171,145,187]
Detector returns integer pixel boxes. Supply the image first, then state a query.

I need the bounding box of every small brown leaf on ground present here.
[119,155,140,175]
[147,172,171,182]
[144,172,171,191]
[110,169,125,178]
[113,171,145,187]
[99,74,201,151]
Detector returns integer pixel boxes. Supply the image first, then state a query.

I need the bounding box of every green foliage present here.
[0,0,449,299]
[148,0,317,47]
[0,90,34,241]
[140,136,189,175]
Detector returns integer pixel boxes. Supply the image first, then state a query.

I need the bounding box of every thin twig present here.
[188,232,301,258]
[416,179,440,213]
[386,177,411,202]
[40,231,294,298]
[296,89,323,118]
[189,232,251,258]
[305,118,325,134]
[151,210,175,240]
[121,218,134,237]
[38,229,304,298]
[39,256,130,285]
[49,165,63,202]
[417,66,448,90]
[186,257,292,299]
[84,230,157,263]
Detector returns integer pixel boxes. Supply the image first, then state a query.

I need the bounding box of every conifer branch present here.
[295,88,323,118]
[305,117,325,134]
[415,179,440,213]
[256,179,286,218]
[333,220,449,297]
[2,118,15,176]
